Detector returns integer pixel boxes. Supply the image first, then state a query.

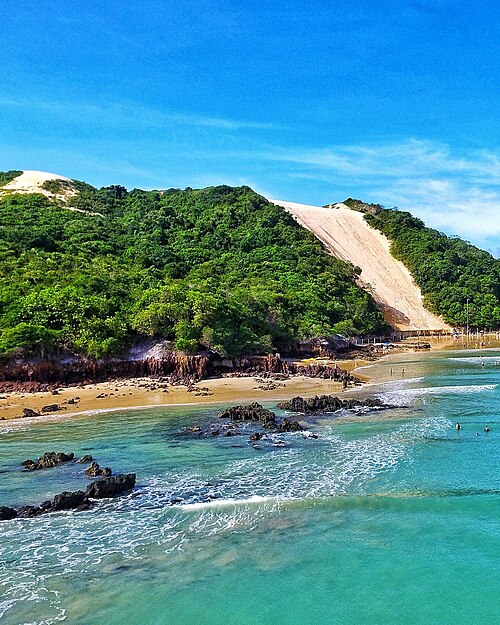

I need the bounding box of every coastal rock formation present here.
[86,473,136,499]
[76,455,93,463]
[84,461,112,478]
[277,395,386,414]
[1,473,137,520]
[22,451,75,471]
[0,354,211,388]
[41,403,63,412]
[0,353,358,393]
[275,418,304,433]
[0,506,17,520]
[218,403,278,428]
[218,402,303,433]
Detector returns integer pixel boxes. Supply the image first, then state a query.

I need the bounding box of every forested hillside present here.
[0,181,385,359]
[363,207,500,328]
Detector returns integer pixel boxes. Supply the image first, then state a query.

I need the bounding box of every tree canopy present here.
[0,181,385,358]
[364,208,500,328]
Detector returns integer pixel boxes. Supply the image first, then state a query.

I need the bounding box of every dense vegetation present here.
[364,208,500,328]
[0,170,22,187]
[0,181,385,358]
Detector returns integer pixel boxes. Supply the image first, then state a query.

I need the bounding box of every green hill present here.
[361,204,500,328]
[0,180,385,359]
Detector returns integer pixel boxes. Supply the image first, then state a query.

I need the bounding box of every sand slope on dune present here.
[0,170,78,202]
[271,199,451,332]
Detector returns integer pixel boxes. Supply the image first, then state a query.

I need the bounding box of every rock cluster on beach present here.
[277,395,387,414]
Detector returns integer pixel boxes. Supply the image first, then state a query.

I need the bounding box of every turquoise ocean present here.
[1,349,499,625]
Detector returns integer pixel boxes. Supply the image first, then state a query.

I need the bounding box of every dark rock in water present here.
[17,505,43,518]
[41,403,62,412]
[22,408,40,419]
[76,455,93,464]
[22,451,75,471]
[275,418,303,432]
[50,490,87,511]
[277,395,387,414]
[0,474,136,521]
[218,402,277,428]
[249,432,265,441]
[76,501,93,511]
[0,506,17,520]
[85,473,136,499]
[84,461,112,478]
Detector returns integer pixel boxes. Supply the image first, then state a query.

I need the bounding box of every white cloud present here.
[259,139,500,244]
[263,139,500,182]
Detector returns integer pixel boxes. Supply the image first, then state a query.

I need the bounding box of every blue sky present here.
[1,1,499,253]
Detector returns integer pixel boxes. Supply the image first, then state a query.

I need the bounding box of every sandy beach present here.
[0,370,362,422]
[2,335,497,424]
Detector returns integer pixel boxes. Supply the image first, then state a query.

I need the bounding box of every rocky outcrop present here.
[218,402,303,433]
[84,461,112,478]
[218,403,278,428]
[1,473,136,520]
[275,418,303,432]
[277,395,387,414]
[0,352,360,392]
[41,403,62,412]
[76,455,93,463]
[22,451,74,471]
[85,473,136,499]
[0,506,17,520]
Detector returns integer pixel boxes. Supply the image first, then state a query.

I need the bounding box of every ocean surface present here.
[1,349,499,625]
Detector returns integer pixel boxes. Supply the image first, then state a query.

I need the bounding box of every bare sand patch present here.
[0,375,348,422]
[0,170,78,202]
[270,199,451,333]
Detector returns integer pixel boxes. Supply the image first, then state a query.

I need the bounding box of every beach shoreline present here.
[1,336,496,424]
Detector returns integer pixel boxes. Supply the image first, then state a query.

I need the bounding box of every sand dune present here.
[0,170,78,202]
[271,200,451,332]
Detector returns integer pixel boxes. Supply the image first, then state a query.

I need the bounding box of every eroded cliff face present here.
[0,353,212,390]
[270,199,451,333]
[0,353,356,391]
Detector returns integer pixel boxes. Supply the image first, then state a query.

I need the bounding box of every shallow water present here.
[1,350,499,625]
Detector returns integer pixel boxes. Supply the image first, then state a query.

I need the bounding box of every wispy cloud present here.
[256,139,500,244]
[0,95,279,131]
[262,139,500,182]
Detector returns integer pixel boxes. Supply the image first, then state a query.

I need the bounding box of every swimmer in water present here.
[455,422,461,430]
[484,424,490,432]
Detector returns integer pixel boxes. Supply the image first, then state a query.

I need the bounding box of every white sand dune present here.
[270,199,451,332]
[0,170,78,202]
